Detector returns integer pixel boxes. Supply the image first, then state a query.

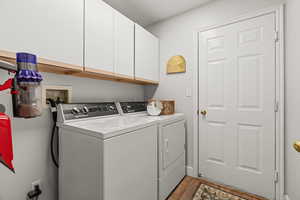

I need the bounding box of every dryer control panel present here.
[120,102,147,113]
[59,102,119,121]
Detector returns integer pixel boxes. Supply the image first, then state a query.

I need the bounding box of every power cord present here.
[26,185,42,200]
[26,195,39,200]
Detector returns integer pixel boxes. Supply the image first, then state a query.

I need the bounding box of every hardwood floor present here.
[167,176,269,200]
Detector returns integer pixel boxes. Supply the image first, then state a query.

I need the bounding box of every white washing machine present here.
[119,102,186,200]
[57,102,158,200]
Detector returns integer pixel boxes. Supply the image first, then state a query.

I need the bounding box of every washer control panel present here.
[60,102,118,120]
[120,102,147,113]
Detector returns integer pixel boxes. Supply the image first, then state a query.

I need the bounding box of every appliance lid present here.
[61,115,157,139]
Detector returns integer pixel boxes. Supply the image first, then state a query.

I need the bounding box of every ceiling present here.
[103,0,214,26]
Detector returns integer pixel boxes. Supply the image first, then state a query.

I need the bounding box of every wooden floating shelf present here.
[0,50,159,85]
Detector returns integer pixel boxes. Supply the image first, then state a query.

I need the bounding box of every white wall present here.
[145,0,285,182]
[0,71,144,200]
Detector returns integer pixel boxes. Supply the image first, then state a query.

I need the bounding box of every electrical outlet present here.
[31,180,41,190]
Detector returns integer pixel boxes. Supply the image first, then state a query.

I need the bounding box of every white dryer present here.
[57,102,158,200]
[119,102,186,200]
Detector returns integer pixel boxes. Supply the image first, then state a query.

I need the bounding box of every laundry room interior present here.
[0,0,299,200]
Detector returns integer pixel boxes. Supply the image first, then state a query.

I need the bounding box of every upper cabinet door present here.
[85,0,114,73]
[114,11,134,78]
[135,24,159,82]
[0,0,84,66]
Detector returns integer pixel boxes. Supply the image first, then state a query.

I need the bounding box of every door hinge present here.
[274,171,279,183]
[274,101,279,112]
[274,31,279,42]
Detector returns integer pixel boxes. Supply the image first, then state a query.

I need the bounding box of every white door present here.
[85,0,114,73]
[114,10,135,78]
[198,13,276,199]
[135,24,159,82]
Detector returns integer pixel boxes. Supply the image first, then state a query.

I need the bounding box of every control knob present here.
[82,106,89,114]
[109,105,115,111]
[72,107,80,114]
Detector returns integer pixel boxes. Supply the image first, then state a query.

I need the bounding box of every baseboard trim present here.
[285,195,290,200]
[186,166,194,176]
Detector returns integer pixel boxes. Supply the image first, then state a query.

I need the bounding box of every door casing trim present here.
[192,4,285,200]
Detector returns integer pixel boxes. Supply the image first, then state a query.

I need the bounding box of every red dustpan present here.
[0,112,15,173]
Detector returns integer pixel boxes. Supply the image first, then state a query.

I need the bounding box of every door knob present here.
[200,110,207,116]
[293,141,300,153]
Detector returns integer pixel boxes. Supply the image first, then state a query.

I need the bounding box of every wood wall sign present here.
[167,55,186,74]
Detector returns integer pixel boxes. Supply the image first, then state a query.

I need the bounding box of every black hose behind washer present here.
[48,98,59,168]
[50,123,59,168]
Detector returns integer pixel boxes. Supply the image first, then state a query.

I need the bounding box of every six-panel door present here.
[198,13,276,199]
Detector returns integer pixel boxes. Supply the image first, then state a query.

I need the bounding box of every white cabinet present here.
[135,24,159,82]
[0,0,84,66]
[0,0,160,84]
[114,11,135,78]
[85,0,114,73]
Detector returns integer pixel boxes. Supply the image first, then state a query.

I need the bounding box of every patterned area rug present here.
[193,183,247,200]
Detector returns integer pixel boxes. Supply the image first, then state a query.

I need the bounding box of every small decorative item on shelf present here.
[160,100,175,115]
[147,99,162,116]
[167,55,186,74]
